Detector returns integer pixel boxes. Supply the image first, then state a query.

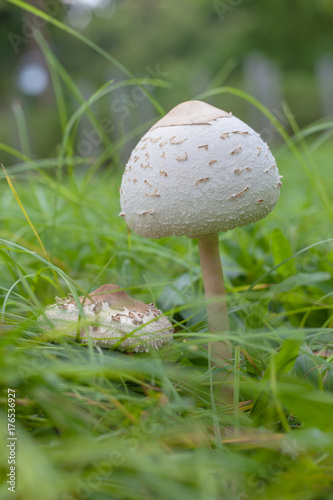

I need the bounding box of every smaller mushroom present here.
[39,284,173,352]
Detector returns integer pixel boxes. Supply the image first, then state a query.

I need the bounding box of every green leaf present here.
[293,347,321,388]
[271,228,296,278]
[324,369,333,392]
[278,381,333,431]
[251,335,304,423]
[263,335,304,381]
[245,298,270,331]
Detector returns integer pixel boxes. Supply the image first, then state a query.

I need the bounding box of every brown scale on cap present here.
[229,186,249,199]
[169,136,187,145]
[138,210,154,215]
[145,191,161,197]
[232,131,249,136]
[220,133,230,139]
[195,177,210,185]
[55,298,69,310]
[150,100,231,129]
[77,284,151,315]
[176,153,188,162]
[230,146,242,155]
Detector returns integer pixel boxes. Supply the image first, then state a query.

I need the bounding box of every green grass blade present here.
[12,100,32,157]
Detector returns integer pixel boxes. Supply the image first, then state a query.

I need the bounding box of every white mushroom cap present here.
[39,284,173,352]
[120,100,281,238]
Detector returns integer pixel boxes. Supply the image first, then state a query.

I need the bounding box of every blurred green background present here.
[1,0,333,165]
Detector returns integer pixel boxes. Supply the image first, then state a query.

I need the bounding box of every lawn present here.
[1,6,333,499]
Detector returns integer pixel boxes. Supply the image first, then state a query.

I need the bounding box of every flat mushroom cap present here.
[39,284,173,353]
[120,100,281,238]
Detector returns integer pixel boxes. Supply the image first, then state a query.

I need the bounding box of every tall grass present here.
[1,2,333,499]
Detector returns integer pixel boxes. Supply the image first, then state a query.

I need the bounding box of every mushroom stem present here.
[198,233,232,362]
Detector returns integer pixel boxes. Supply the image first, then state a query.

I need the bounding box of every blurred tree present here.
[1,0,332,163]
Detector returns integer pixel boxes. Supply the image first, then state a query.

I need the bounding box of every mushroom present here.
[119,100,281,361]
[40,284,173,352]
